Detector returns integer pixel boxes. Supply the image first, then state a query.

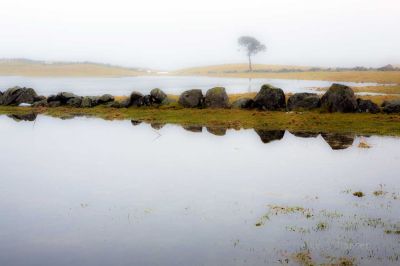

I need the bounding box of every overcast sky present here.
[0,0,399,70]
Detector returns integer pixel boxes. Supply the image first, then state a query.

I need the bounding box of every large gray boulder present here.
[357,99,380,114]
[150,88,167,104]
[66,97,82,107]
[1,86,38,105]
[231,98,254,109]
[287,93,320,111]
[32,99,48,107]
[382,100,400,113]
[81,97,94,108]
[57,92,80,104]
[48,92,81,105]
[321,84,357,113]
[130,92,144,107]
[98,94,114,104]
[204,87,229,108]
[254,84,286,111]
[178,89,203,108]
[142,95,152,106]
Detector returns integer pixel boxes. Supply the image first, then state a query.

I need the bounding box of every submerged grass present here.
[1,105,400,137]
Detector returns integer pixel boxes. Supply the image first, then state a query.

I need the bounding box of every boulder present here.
[32,99,49,107]
[320,84,357,112]
[178,89,204,108]
[183,126,203,133]
[231,98,254,109]
[357,99,380,114]
[151,123,165,130]
[206,126,227,136]
[48,101,62,107]
[131,120,142,126]
[130,92,144,107]
[255,130,285,143]
[290,131,319,138]
[8,113,37,122]
[81,97,94,108]
[120,98,131,108]
[321,133,354,150]
[81,96,100,108]
[107,101,122,108]
[34,95,46,102]
[98,94,114,104]
[1,86,38,105]
[382,100,400,113]
[66,97,82,107]
[150,88,167,104]
[56,92,80,104]
[47,95,58,102]
[287,93,320,111]
[142,95,152,106]
[204,87,229,108]
[253,84,286,111]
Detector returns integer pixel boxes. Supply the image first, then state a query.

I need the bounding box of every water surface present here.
[0,115,399,265]
[0,76,380,96]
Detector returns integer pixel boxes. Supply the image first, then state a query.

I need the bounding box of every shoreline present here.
[1,106,400,137]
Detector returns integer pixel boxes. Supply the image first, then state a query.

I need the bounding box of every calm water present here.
[0,115,399,265]
[0,76,381,96]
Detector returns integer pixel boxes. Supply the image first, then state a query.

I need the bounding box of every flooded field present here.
[0,76,381,96]
[0,115,399,265]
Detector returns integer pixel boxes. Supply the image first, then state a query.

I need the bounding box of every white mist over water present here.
[0,0,399,69]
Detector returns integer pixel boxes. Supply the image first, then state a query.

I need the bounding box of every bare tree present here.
[238,36,266,72]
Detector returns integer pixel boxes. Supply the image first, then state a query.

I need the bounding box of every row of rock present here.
[1,84,399,113]
[177,83,393,113]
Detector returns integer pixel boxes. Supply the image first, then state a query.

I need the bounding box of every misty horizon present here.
[1,0,399,69]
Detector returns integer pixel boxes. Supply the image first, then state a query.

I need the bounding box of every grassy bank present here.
[1,105,400,137]
[174,64,400,84]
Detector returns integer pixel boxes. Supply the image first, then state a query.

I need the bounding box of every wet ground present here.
[0,115,399,265]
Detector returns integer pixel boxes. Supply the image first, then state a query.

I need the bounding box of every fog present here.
[0,0,399,70]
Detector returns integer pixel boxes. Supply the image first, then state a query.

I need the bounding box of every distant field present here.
[174,64,400,84]
[1,60,400,87]
[0,59,151,77]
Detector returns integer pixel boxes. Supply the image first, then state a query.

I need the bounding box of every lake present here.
[0,114,399,265]
[0,76,381,96]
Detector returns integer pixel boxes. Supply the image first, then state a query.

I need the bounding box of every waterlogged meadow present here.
[0,115,399,265]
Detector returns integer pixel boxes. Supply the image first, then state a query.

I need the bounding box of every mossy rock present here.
[321,84,357,113]
[204,87,229,108]
[254,84,286,111]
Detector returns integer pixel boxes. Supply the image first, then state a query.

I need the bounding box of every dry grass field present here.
[0,59,151,77]
[174,64,400,84]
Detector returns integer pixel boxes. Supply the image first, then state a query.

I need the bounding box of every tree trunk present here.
[248,55,252,72]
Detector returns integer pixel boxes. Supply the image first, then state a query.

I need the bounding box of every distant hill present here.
[173,64,314,75]
[0,59,156,77]
[174,63,400,75]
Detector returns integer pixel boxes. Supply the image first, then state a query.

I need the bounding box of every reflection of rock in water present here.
[255,130,285,143]
[321,133,354,150]
[183,126,203,133]
[290,131,319,138]
[206,127,227,136]
[151,123,165,130]
[8,113,37,122]
[131,120,142,126]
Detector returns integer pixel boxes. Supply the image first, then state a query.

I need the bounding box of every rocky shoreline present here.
[1,83,400,113]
